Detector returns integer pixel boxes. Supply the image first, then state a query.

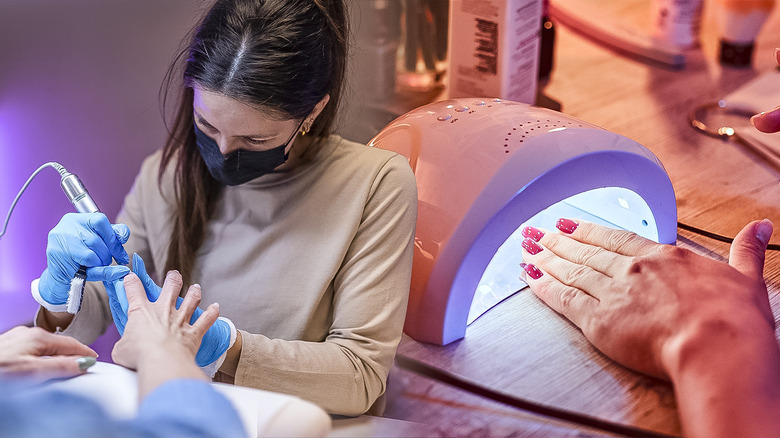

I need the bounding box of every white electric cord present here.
[0,162,67,240]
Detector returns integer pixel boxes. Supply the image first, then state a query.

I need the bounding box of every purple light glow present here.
[0,1,200,331]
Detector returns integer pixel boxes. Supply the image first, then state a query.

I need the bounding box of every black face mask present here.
[194,120,303,186]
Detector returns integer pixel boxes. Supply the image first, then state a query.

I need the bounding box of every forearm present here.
[35,308,75,332]
[665,317,780,438]
[34,282,112,344]
[229,330,391,416]
[136,345,207,400]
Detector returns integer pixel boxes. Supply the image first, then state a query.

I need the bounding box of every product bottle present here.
[714,0,776,67]
[448,0,542,104]
[649,0,704,48]
[538,0,555,81]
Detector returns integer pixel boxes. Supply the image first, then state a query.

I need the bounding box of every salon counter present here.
[379,1,780,436]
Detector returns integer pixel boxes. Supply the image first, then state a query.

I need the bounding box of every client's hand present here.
[519,218,775,379]
[750,48,780,133]
[111,271,219,397]
[0,326,97,382]
[105,254,233,368]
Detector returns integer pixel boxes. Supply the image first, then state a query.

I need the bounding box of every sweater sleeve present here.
[131,379,246,438]
[231,154,417,416]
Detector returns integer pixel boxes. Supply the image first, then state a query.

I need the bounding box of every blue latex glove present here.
[104,254,232,367]
[39,213,131,306]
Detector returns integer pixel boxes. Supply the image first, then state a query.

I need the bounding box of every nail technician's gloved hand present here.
[35,213,130,309]
[104,254,235,369]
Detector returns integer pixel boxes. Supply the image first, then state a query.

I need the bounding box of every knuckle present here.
[164,271,184,289]
[573,245,601,265]
[557,287,580,310]
[560,264,591,285]
[655,244,688,261]
[605,230,640,250]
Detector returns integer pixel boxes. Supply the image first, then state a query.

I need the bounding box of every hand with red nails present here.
[521,218,780,438]
[750,48,780,133]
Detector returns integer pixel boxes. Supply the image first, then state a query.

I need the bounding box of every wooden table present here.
[380,2,780,436]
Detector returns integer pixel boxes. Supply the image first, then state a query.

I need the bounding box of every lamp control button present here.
[455,106,469,112]
[473,100,486,106]
[437,114,452,121]
[491,98,503,103]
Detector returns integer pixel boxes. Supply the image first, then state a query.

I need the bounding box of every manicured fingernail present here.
[519,263,527,281]
[522,238,543,255]
[166,270,180,279]
[77,356,96,371]
[523,263,543,280]
[775,47,779,59]
[750,112,763,127]
[556,218,579,234]
[756,219,774,247]
[521,226,544,242]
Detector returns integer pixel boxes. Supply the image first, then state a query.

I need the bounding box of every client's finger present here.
[191,303,220,337]
[5,355,96,382]
[532,229,631,277]
[751,105,780,133]
[555,218,657,256]
[522,263,597,329]
[176,284,203,326]
[158,270,183,307]
[122,273,146,312]
[30,328,97,358]
[729,219,772,279]
[522,238,611,297]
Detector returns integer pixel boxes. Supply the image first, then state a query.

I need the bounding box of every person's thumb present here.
[729,219,773,279]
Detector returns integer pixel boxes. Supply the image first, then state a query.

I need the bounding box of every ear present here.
[305,94,331,130]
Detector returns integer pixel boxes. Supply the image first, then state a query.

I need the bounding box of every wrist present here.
[661,311,775,381]
[661,314,780,437]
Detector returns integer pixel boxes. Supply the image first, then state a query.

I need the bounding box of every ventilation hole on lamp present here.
[519,139,524,143]
[512,127,517,130]
[642,220,648,226]
[504,150,509,154]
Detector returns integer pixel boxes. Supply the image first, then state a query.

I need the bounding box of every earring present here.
[301,119,312,136]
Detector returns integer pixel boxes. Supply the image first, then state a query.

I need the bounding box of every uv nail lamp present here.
[369,98,677,345]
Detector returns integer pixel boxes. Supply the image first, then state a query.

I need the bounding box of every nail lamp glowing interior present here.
[368,98,677,345]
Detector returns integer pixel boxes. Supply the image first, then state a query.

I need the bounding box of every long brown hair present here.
[158,0,348,284]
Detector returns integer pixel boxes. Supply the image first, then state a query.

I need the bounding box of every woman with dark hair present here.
[32,0,417,416]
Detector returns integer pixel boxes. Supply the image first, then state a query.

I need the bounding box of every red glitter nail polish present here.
[521,226,544,242]
[523,263,543,279]
[522,238,543,255]
[556,218,579,234]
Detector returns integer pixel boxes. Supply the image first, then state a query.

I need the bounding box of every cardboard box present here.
[448,0,542,104]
